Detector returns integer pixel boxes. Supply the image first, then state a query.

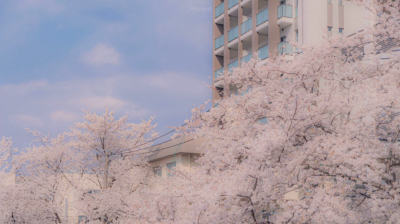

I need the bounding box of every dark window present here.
[216,87,224,97]
[153,166,162,177]
[167,162,176,177]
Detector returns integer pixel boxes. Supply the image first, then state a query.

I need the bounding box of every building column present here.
[268,0,280,58]
[238,0,243,65]
[252,0,259,53]
[212,0,224,104]
[223,1,231,96]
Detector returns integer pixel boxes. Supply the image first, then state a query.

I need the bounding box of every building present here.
[148,136,206,177]
[212,0,365,105]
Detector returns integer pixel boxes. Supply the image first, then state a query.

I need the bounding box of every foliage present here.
[175,0,400,223]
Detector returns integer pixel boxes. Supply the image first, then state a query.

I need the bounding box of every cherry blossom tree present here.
[1,1,400,223]
[0,109,163,223]
[174,0,400,223]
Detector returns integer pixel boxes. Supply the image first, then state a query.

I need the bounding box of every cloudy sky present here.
[0,0,213,149]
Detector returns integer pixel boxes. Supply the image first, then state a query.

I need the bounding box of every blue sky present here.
[0,0,213,149]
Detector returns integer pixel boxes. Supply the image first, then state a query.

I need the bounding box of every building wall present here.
[302,0,329,46]
[62,173,101,223]
[150,154,182,178]
[4,172,15,186]
[150,153,202,178]
[342,0,364,36]
[212,0,365,104]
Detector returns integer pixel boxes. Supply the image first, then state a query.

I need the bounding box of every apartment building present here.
[212,0,365,104]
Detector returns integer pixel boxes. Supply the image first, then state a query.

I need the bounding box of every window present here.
[339,0,343,5]
[153,166,162,177]
[281,36,286,42]
[339,28,344,34]
[259,118,268,124]
[78,216,89,224]
[280,0,286,5]
[216,87,224,98]
[328,27,332,36]
[296,30,298,42]
[167,162,176,177]
[327,0,332,3]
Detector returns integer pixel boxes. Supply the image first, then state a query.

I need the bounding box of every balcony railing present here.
[278,4,293,19]
[278,42,293,55]
[228,0,238,9]
[258,45,269,60]
[257,8,269,26]
[215,35,224,49]
[228,60,238,72]
[241,18,252,35]
[214,67,224,79]
[215,2,224,18]
[228,26,239,42]
[241,53,252,65]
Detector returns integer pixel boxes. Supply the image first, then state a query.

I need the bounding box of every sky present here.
[0,0,213,149]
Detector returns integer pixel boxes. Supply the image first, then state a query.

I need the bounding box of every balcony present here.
[277,4,293,28]
[215,35,224,50]
[241,0,251,6]
[241,18,252,35]
[215,2,224,18]
[257,8,269,26]
[228,0,238,9]
[214,67,224,79]
[241,53,252,65]
[228,60,238,73]
[278,4,292,19]
[278,42,293,55]
[228,26,239,42]
[258,45,269,60]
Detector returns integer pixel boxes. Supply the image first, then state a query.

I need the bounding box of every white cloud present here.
[50,110,79,122]
[146,72,209,95]
[12,115,43,127]
[81,43,121,66]
[77,96,128,110]
[0,80,48,95]
[129,106,150,118]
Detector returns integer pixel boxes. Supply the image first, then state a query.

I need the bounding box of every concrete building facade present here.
[148,136,206,178]
[212,0,365,104]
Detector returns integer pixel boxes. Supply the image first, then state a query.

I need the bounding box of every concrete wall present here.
[3,172,15,186]
[343,0,364,36]
[63,173,101,223]
[303,0,328,46]
[150,153,202,178]
[259,34,269,48]
[268,0,280,57]
[301,0,364,45]
[212,0,365,103]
